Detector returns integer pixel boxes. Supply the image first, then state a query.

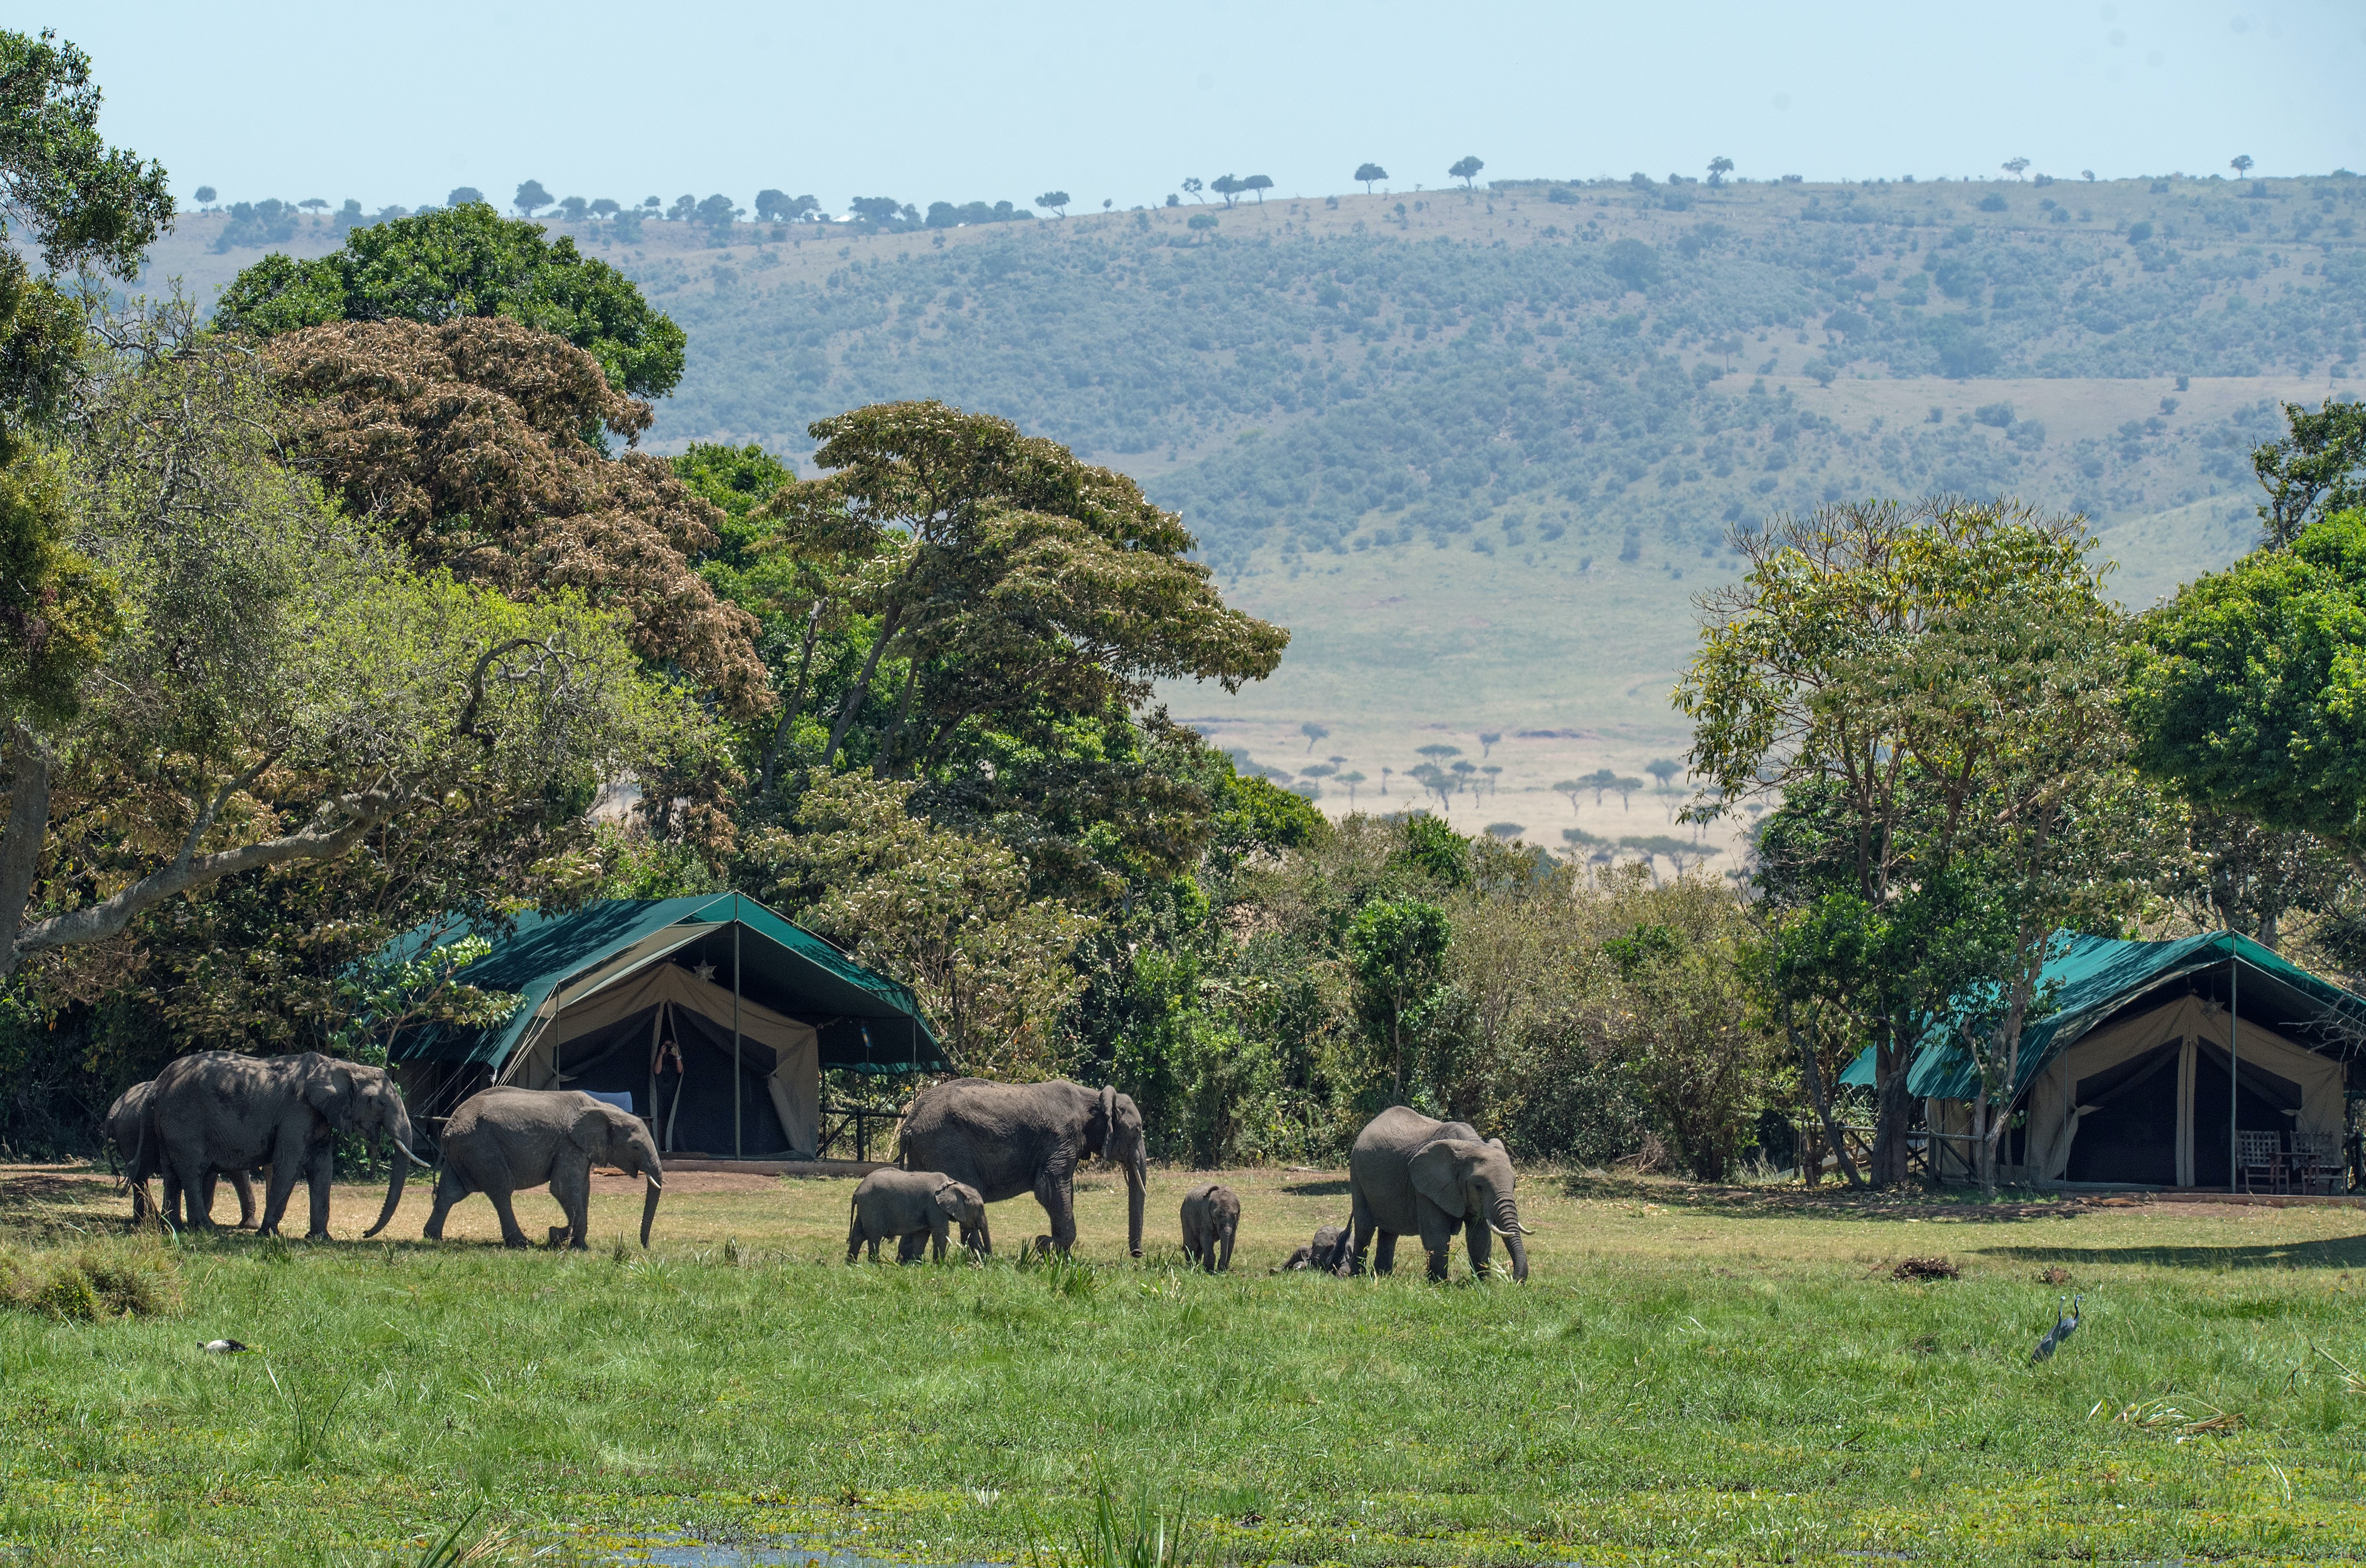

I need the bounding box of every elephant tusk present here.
[646,1174,664,1190]
[393,1142,427,1167]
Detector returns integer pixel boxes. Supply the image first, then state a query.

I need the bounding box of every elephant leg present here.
[258,1155,303,1237]
[974,1210,991,1257]
[1218,1228,1235,1274]
[551,1162,591,1249]
[1417,1206,1456,1282]
[1033,1170,1077,1254]
[930,1215,949,1264]
[1338,1188,1376,1277]
[305,1144,335,1240]
[423,1169,469,1240]
[232,1170,259,1230]
[1464,1216,1494,1279]
[896,1231,927,1264]
[171,1151,217,1232]
[198,1171,221,1227]
[846,1212,863,1265]
[485,1186,531,1249]
[1372,1231,1398,1276]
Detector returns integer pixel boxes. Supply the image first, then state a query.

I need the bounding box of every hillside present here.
[144,173,2365,853]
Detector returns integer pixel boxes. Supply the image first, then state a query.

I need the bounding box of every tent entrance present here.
[2191,1043,2304,1192]
[2063,1043,2181,1186]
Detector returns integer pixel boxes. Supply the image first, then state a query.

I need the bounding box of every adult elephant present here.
[145,1052,421,1240]
[423,1087,664,1249]
[1339,1106,1530,1282]
[106,1081,258,1229]
[898,1078,1147,1258]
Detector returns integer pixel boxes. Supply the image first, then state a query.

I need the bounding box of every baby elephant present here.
[1180,1182,1240,1272]
[847,1168,987,1264]
[424,1086,664,1249]
[1280,1222,1349,1273]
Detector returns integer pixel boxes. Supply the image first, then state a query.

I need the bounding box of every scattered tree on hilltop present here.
[1036,190,1070,216]
[1449,155,1484,189]
[2230,155,2255,176]
[1211,174,1243,208]
[446,186,482,206]
[2002,158,2029,182]
[1301,721,1329,752]
[1243,175,1273,203]
[1707,156,1734,187]
[1355,163,1387,192]
[513,179,551,216]
[1181,176,1203,203]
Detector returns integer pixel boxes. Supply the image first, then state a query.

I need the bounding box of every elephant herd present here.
[108,1059,1532,1283]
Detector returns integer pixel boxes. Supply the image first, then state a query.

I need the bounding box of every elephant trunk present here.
[363,1146,409,1239]
[1125,1154,1145,1259]
[1490,1194,1529,1283]
[639,1175,661,1249]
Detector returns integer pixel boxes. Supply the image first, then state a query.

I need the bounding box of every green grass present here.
[4,1165,2365,1565]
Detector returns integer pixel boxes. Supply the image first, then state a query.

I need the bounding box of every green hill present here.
[148,173,2365,853]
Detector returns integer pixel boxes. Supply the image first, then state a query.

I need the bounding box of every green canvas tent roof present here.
[1838,930,2365,1103]
[385,894,950,1076]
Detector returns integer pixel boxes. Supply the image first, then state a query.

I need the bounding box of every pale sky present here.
[42,0,2366,214]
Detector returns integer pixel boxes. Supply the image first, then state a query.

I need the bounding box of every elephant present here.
[1280,1222,1350,1273]
[145,1052,419,1240]
[1338,1106,1530,1283]
[423,1087,664,1249]
[107,1080,259,1230]
[1179,1183,1239,1273]
[897,1077,1147,1258]
[846,1168,988,1264]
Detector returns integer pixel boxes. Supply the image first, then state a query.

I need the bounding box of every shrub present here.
[0,1241,182,1320]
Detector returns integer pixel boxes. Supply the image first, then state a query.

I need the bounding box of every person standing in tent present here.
[651,1032,685,1154]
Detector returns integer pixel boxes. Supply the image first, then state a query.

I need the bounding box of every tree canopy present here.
[213,203,688,400]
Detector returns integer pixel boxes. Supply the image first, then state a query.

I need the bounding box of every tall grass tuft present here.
[265,1360,357,1470]
[1029,1482,1206,1568]
[0,1239,183,1319]
[402,1504,517,1566]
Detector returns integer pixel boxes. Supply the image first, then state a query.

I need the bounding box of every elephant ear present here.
[568,1103,614,1160]
[301,1062,355,1123]
[1095,1084,1118,1151]
[932,1180,965,1216]
[1410,1138,1474,1219]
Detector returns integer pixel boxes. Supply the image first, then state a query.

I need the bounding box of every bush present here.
[0,1241,182,1320]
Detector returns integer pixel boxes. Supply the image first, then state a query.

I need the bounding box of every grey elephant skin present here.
[145,1052,419,1240]
[424,1087,664,1249]
[846,1168,987,1263]
[1179,1182,1239,1272]
[1280,1222,1349,1273]
[1340,1106,1531,1282]
[107,1080,258,1230]
[898,1078,1147,1257]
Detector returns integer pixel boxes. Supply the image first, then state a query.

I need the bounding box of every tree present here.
[1449,156,1484,189]
[1301,721,1329,753]
[556,195,587,222]
[1613,776,1645,810]
[1243,175,1273,203]
[767,401,1287,775]
[1417,743,1461,764]
[192,184,215,205]
[299,197,327,212]
[1347,896,1450,1102]
[1477,730,1501,757]
[513,179,551,216]
[1679,497,2114,1185]
[1707,156,1734,187]
[1211,174,1242,207]
[1646,757,1681,790]
[1036,191,1070,216]
[1187,213,1219,237]
[755,189,816,223]
[1554,779,1584,813]
[2231,155,2255,176]
[446,186,483,207]
[1338,770,1365,806]
[589,198,619,220]
[1481,764,1502,795]
[213,203,688,400]
[1355,163,1387,193]
[2127,509,2366,868]
[760,772,1094,1077]
[1584,767,1619,805]
[694,193,741,232]
[2250,400,2366,549]
[1181,177,1203,203]
[260,316,768,720]
[0,301,687,981]
[2002,158,2030,181]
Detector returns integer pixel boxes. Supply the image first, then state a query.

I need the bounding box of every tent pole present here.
[2229,936,2239,1192]
[733,897,743,1161]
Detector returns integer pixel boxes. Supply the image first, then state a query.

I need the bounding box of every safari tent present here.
[386,894,949,1160]
[1844,932,2363,1191]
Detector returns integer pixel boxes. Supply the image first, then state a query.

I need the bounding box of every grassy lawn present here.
[4,1162,2364,1566]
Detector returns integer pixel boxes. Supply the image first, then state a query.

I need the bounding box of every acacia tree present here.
[1449,156,1484,189]
[2249,400,2366,549]
[1355,163,1388,193]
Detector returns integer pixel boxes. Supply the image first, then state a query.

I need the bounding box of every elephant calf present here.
[1280,1222,1349,1273]
[1179,1183,1240,1273]
[107,1080,259,1231]
[847,1168,988,1264]
[424,1087,664,1250]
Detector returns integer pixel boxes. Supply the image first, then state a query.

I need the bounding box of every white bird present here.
[200,1339,249,1355]
[2030,1296,2081,1362]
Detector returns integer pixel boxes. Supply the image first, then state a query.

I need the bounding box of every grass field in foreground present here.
[4,1163,2365,1567]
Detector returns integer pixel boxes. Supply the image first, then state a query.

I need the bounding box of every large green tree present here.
[212,202,686,400]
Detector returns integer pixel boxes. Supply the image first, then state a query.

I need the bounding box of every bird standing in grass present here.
[2031,1296,2081,1362]
[200,1339,249,1355]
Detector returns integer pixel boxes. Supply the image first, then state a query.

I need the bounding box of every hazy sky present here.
[46,0,2366,214]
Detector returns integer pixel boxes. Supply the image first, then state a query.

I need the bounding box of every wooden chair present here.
[2288,1132,2343,1196]
[2237,1130,2284,1194]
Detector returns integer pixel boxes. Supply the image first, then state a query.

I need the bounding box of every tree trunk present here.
[822,607,903,769]
[1869,1026,1915,1188]
[1787,1004,1863,1188]
[756,599,826,796]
